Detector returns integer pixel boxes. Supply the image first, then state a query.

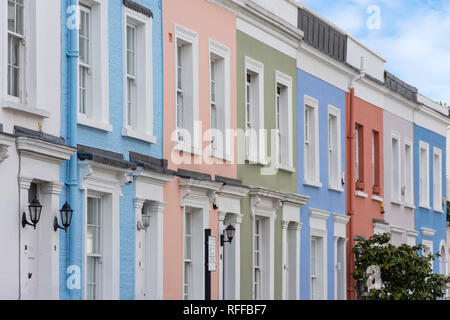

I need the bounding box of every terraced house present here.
[232,0,309,300]
[60,0,175,300]
[0,0,448,301]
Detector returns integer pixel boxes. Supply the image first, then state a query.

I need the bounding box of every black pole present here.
[205,229,211,300]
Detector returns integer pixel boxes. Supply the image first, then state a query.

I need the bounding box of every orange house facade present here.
[346,93,385,299]
[162,0,248,300]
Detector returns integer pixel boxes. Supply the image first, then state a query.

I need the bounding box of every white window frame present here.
[404,139,414,206]
[122,7,155,143]
[355,124,360,182]
[174,24,200,155]
[244,56,266,165]
[327,105,342,191]
[209,40,231,161]
[274,71,294,172]
[86,195,103,300]
[422,239,434,270]
[253,217,263,300]
[304,95,321,187]
[77,0,111,132]
[6,0,25,103]
[391,133,401,204]
[433,147,443,212]
[309,209,329,300]
[439,240,447,276]
[334,214,349,300]
[419,141,430,209]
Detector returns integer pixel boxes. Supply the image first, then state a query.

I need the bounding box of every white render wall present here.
[0,140,20,299]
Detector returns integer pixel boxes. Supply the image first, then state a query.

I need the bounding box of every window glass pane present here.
[8,1,15,32]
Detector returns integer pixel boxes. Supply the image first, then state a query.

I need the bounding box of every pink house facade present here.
[383,110,417,245]
[162,0,247,300]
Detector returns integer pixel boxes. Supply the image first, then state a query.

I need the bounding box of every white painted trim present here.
[303,95,320,186]
[355,191,368,198]
[209,39,232,161]
[404,138,414,205]
[78,0,110,127]
[432,147,443,212]
[419,141,430,209]
[372,195,384,202]
[327,104,342,190]
[421,227,436,238]
[244,56,265,164]
[275,70,293,169]
[123,7,154,139]
[174,24,200,152]
[391,132,402,203]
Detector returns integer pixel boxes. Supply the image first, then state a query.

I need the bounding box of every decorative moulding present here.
[421,227,436,238]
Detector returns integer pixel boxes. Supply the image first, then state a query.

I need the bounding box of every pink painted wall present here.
[162,0,237,300]
[383,110,415,243]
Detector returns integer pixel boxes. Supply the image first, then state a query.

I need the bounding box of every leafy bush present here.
[352,233,450,300]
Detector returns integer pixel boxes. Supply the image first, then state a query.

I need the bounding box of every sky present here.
[297,0,450,104]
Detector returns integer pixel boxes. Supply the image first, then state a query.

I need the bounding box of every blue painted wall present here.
[413,124,447,273]
[297,69,346,299]
[59,0,164,299]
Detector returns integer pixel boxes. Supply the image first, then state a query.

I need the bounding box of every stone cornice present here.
[16,136,75,162]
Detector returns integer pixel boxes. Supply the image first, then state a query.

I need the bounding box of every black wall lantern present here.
[22,197,43,229]
[220,224,236,246]
[54,202,74,232]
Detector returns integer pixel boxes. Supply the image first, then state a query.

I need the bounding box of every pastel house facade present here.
[162,0,250,300]
[413,95,448,274]
[0,0,76,300]
[59,0,175,300]
[233,0,308,301]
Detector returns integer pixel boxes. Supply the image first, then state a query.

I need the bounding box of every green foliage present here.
[352,233,450,300]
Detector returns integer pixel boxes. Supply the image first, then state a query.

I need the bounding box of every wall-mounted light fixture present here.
[54,202,74,232]
[220,224,236,246]
[22,197,43,229]
[137,212,150,231]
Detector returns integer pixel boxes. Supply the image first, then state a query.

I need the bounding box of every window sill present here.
[391,199,402,206]
[404,203,415,209]
[419,204,431,210]
[372,195,384,203]
[3,101,50,118]
[174,141,202,156]
[211,151,233,163]
[328,185,344,193]
[355,191,368,198]
[304,180,323,188]
[433,207,444,214]
[122,127,156,144]
[78,116,113,132]
[246,156,269,166]
[276,163,296,173]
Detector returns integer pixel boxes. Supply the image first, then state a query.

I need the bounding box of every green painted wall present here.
[236,30,298,300]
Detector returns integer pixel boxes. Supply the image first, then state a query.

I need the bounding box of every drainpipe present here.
[347,57,365,300]
[67,0,79,299]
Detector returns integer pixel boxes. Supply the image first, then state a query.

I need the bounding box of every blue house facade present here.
[414,124,447,274]
[297,69,348,300]
[60,0,173,300]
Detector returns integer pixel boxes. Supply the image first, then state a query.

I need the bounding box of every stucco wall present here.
[236,30,297,300]
[346,95,385,239]
[414,124,447,273]
[162,0,237,300]
[59,0,164,300]
[297,69,346,300]
[383,110,415,243]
